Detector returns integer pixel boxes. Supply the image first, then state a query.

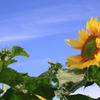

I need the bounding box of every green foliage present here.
[0,75,55,100]
[0,67,24,86]
[1,89,22,100]
[84,81,94,87]
[39,61,63,83]
[54,68,87,98]
[25,77,55,100]
[39,62,100,99]
[1,49,12,61]
[0,59,17,68]
[0,47,55,100]
[88,65,100,86]
[0,88,39,100]
[11,46,30,57]
[0,46,100,100]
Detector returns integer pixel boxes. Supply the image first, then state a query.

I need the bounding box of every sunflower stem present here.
[2,83,7,95]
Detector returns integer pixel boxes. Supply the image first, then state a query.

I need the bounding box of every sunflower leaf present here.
[0,59,17,68]
[56,68,85,87]
[11,46,30,57]
[0,88,22,100]
[0,67,24,87]
[88,65,100,86]
[84,81,94,88]
[0,88,39,100]
[24,76,55,100]
[54,68,87,98]
[39,62,63,83]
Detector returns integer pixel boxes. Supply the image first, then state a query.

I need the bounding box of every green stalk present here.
[2,84,7,95]
[1,49,11,95]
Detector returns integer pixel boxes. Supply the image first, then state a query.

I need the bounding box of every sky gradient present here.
[0,0,100,99]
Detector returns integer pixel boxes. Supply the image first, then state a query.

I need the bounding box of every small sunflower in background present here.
[65,17,100,69]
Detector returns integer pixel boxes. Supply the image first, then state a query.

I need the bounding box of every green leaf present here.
[88,65,100,85]
[56,68,85,87]
[55,68,87,98]
[0,67,54,100]
[24,76,55,100]
[0,67,24,87]
[0,88,39,100]
[11,46,30,57]
[48,61,63,69]
[84,81,94,87]
[19,73,28,77]
[0,88,22,100]
[0,59,17,68]
[39,62,63,83]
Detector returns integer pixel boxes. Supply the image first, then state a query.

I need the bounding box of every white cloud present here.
[0,33,55,42]
[71,83,100,99]
[0,3,99,42]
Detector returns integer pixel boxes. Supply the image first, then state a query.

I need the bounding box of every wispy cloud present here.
[0,2,99,42]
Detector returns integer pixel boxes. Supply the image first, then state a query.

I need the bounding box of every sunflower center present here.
[82,38,97,60]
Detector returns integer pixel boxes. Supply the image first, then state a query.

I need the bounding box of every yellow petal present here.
[65,39,83,49]
[96,38,100,48]
[68,62,84,69]
[67,54,82,62]
[35,94,46,100]
[86,17,100,34]
[95,53,100,61]
[78,29,89,43]
[83,58,99,68]
[66,55,84,69]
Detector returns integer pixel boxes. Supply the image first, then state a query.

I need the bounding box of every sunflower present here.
[65,17,100,69]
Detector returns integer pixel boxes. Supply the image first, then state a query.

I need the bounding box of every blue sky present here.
[0,0,100,99]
